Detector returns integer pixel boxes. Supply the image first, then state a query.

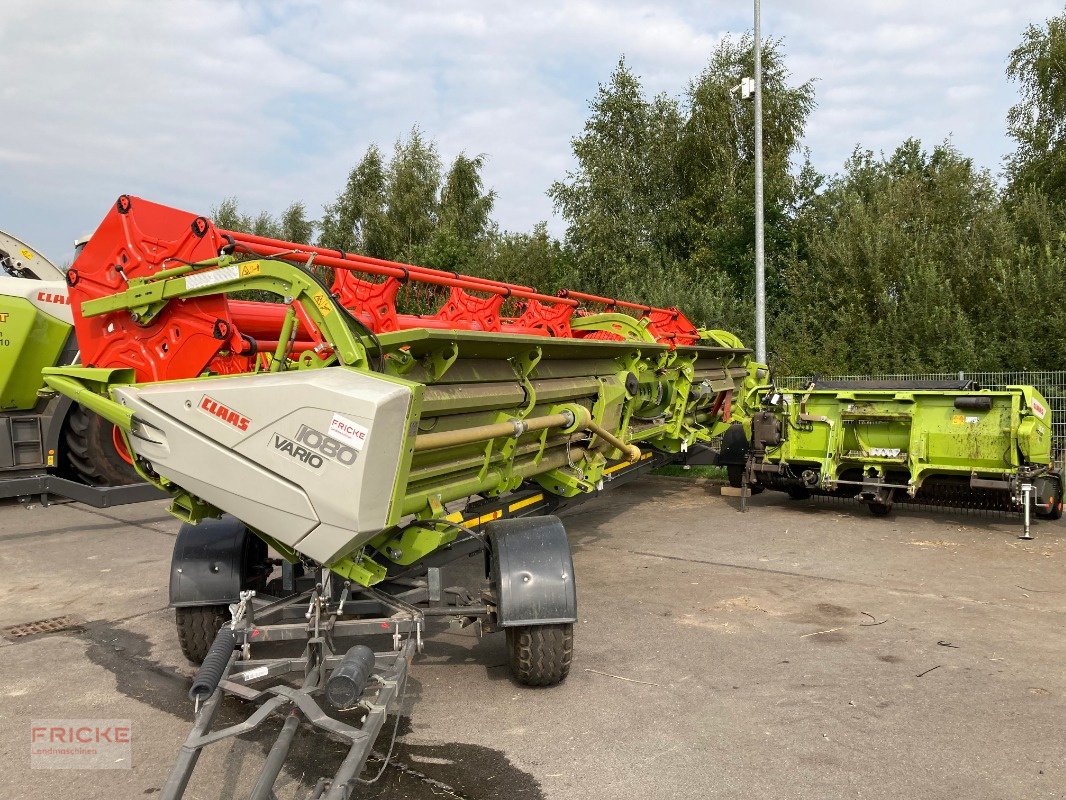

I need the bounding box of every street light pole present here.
[753,0,766,364]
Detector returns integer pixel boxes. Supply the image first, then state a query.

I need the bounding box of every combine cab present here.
[43,196,760,797]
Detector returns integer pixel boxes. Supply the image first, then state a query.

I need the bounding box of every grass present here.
[652,464,728,480]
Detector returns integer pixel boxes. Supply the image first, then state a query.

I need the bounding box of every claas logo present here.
[36,290,69,305]
[199,396,251,431]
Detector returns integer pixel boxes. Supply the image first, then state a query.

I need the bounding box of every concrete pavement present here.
[1,477,1063,799]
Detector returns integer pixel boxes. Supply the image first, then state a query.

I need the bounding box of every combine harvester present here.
[0,229,155,503]
[43,196,759,798]
[725,378,1062,537]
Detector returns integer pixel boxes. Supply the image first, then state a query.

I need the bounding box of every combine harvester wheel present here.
[63,404,140,486]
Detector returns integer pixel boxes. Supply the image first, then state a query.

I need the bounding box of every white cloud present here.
[0,0,1059,262]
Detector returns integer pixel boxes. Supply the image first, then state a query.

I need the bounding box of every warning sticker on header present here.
[311,292,333,316]
[1031,398,1048,419]
[329,413,369,450]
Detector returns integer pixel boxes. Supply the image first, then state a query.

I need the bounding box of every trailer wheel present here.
[176,606,230,664]
[787,487,811,501]
[506,623,573,687]
[1036,499,1063,521]
[867,502,892,517]
[63,405,140,486]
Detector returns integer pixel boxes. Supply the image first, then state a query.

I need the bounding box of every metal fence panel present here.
[778,371,1066,453]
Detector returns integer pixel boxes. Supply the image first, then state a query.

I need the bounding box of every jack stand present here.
[1020,483,1034,540]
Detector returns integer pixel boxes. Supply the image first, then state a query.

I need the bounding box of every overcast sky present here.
[0,0,1058,263]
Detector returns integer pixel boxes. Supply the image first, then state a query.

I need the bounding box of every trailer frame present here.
[160,452,671,799]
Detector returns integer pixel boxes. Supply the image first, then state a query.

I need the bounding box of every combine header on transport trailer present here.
[43,196,760,798]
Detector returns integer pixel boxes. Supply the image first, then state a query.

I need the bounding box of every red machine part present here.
[67,196,706,383]
[559,290,700,346]
[220,231,583,337]
[67,197,329,383]
[68,196,253,382]
[223,230,700,343]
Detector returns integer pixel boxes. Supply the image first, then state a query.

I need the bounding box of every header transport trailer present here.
[723,379,1062,537]
[42,196,760,798]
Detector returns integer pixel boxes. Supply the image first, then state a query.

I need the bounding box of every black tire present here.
[506,623,573,687]
[786,487,811,501]
[176,606,230,664]
[64,405,140,486]
[726,465,744,488]
[725,464,764,494]
[1036,500,1063,521]
[867,502,892,517]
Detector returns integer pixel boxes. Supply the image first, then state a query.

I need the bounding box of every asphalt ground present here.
[1,476,1063,799]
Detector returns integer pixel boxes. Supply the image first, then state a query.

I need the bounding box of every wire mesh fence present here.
[777,371,1066,453]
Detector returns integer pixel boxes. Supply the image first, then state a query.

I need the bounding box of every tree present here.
[318,145,388,256]
[551,41,815,337]
[1006,11,1066,206]
[211,197,252,232]
[439,153,496,245]
[210,198,315,243]
[549,58,684,299]
[420,153,498,272]
[678,35,815,319]
[383,128,441,262]
[278,202,315,244]
[483,223,571,292]
[777,139,1018,374]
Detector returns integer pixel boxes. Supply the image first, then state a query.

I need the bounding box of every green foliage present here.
[679,35,815,306]
[318,145,388,256]
[418,153,498,273]
[549,41,813,336]
[778,141,994,372]
[316,130,499,275]
[652,464,727,480]
[549,58,683,296]
[439,153,496,247]
[1006,11,1066,206]
[382,129,442,262]
[482,223,573,292]
[211,198,316,243]
[278,203,315,243]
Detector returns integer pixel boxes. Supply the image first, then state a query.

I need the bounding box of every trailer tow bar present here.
[160,577,422,800]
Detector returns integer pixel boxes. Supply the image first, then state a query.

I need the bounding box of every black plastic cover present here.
[715,422,750,467]
[325,644,376,708]
[487,515,577,626]
[169,515,264,607]
[953,396,994,411]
